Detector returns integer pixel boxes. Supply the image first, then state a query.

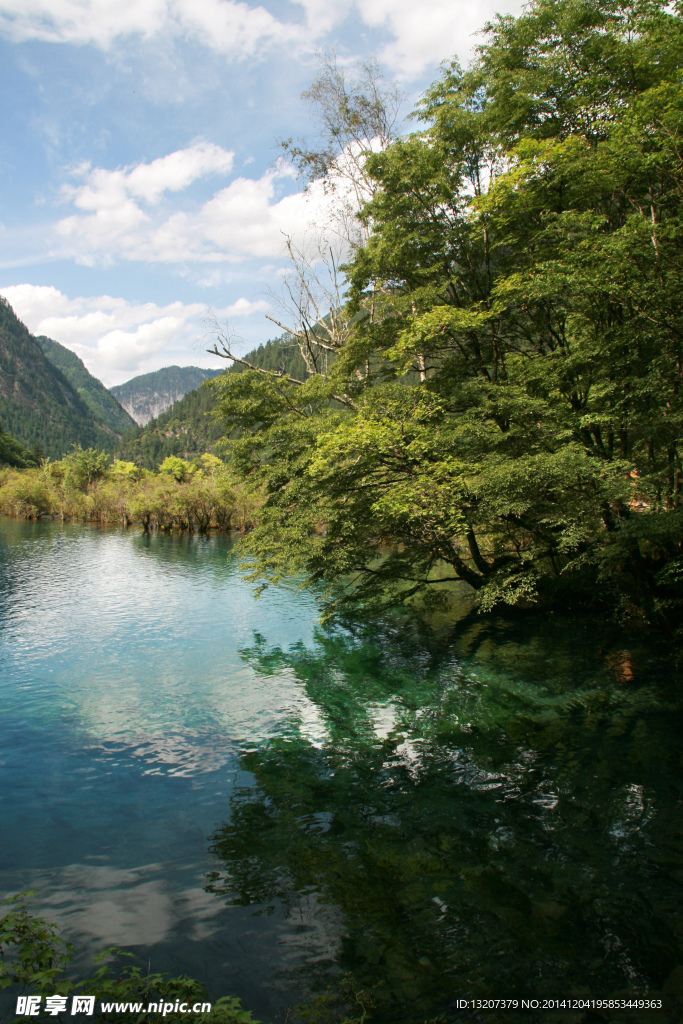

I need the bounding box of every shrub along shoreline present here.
[0,447,262,533]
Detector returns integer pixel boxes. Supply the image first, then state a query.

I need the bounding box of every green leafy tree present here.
[62,446,109,490]
[212,0,683,628]
[200,453,223,478]
[159,456,194,483]
[110,459,140,481]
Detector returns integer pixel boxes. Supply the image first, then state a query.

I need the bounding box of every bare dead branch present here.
[204,312,307,386]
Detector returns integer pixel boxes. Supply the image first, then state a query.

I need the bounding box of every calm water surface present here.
[1,519,682,1023]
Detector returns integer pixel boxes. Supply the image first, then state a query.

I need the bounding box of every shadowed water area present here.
[0,519,682,1023]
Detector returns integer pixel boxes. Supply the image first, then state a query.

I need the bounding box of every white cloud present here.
[359,0,513,76]
[54,153,340,265]
[54,143,236,266]
[171,0,301,57]
[0,0,165,46]
[0,283,269,384]
[0,0,301,59]
[65,143,235,209]
[0,0,524,76]
[291,0,524,75]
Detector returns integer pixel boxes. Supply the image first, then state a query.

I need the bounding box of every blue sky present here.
[0,0,521,386]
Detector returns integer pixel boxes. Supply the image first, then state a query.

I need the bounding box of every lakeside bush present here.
[0,448,262,533]
[0,893,258,1023]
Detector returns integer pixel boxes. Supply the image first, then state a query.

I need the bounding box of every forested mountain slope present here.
[116,337,306,469]
[110,366,223,425]
[37,335,135,436]
[0,423,38,468]
[0,297,125,459]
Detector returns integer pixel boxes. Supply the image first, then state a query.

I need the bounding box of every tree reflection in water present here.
[206,617,683,1023]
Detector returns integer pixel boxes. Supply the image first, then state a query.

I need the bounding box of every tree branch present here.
[265,315,340,354]
[206,343,306,386]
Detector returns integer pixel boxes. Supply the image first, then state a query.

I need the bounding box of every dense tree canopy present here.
[213,0,683,629]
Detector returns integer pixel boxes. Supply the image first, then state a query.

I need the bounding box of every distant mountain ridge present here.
[0,297,130,459]
[116,337,307,469]
[37,335,135,436]
[110,366,224,426]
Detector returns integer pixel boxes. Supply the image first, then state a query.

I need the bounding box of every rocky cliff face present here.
[114,337,302,469]
[110,366,223,426]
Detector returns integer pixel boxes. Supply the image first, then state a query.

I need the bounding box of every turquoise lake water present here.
[1,519,682,1023]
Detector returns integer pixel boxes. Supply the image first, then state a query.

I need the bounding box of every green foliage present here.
[62,446,110,489]
[200,453,223,477]
[110,459,140,481]
[159,455,195,482]
[213,0,683,629]
[0,893,74,993]
[0,893,258,1023]
[0,424,39,469]
[291,976,379,1024]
